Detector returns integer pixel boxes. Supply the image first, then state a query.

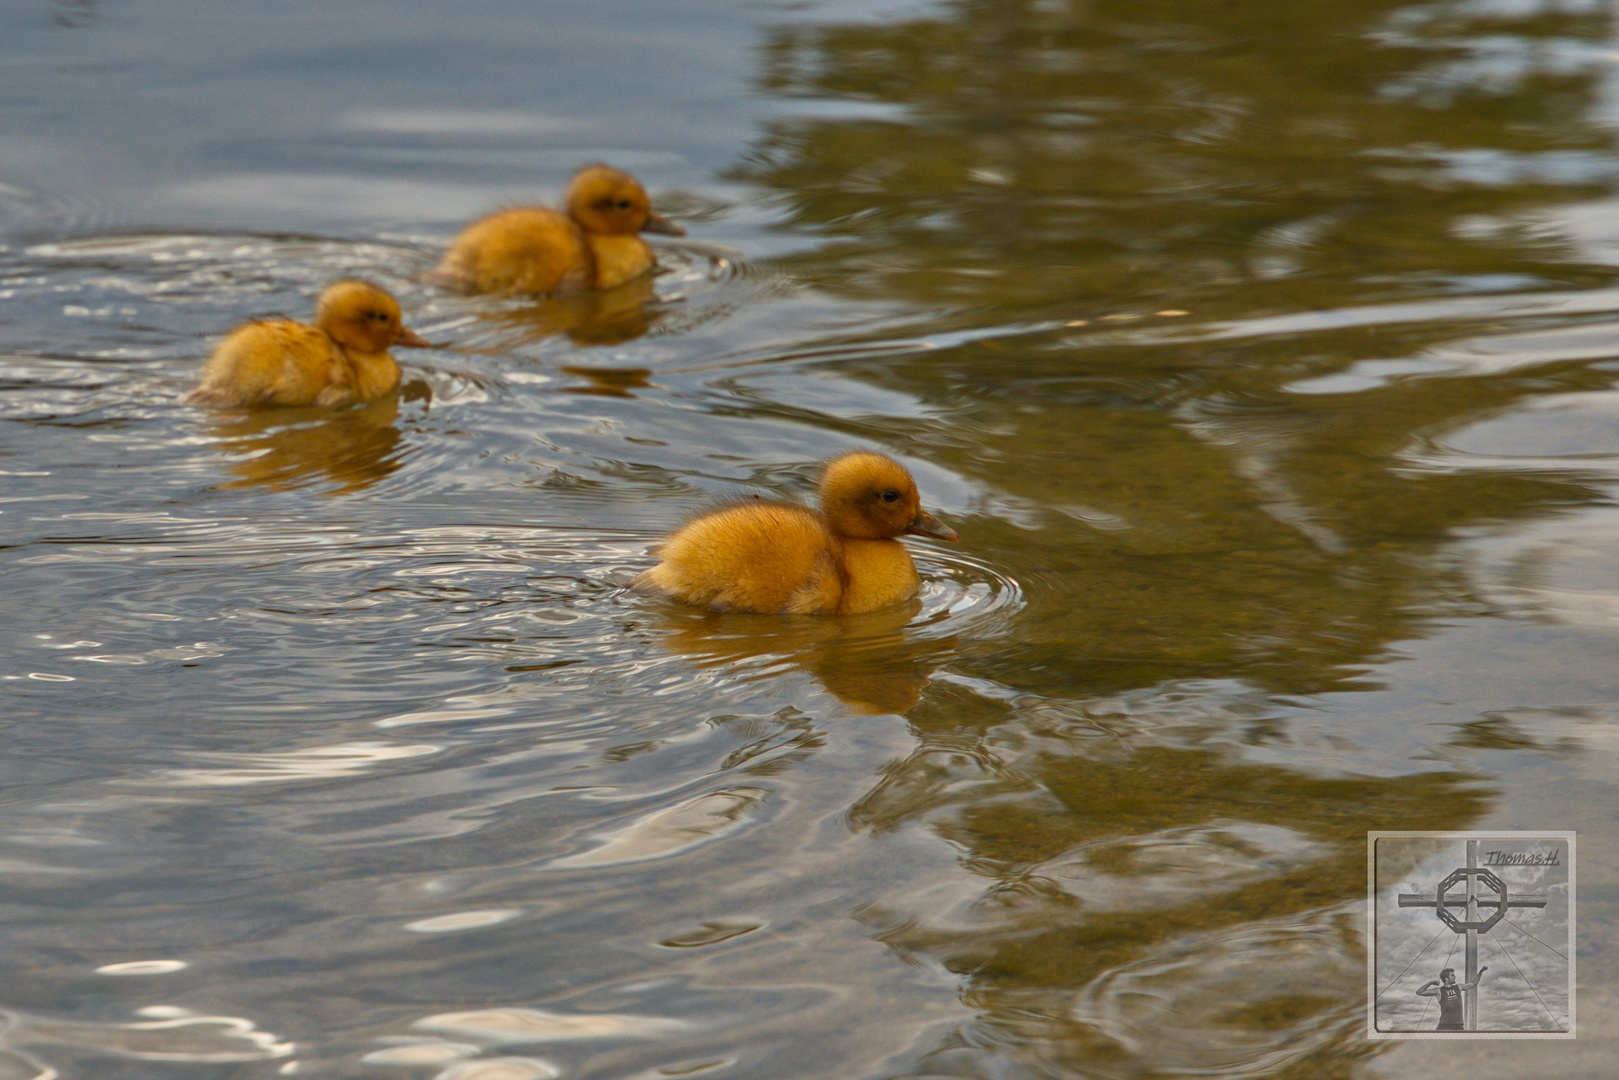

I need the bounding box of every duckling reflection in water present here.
[560,365,654,398]
[185,281,430,408]
[475,274,664,350]
[203,392,414,494]
[654,601,949,714]
[433,164,685,295]
[634,451,959,615]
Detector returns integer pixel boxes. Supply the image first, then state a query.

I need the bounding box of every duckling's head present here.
[819,451,959,542]
[315,280,431,354]
[565,164,685,238]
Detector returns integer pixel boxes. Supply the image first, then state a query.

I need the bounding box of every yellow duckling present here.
[634,451,959,615]
[434,164,684,295]
[185,281,430,408]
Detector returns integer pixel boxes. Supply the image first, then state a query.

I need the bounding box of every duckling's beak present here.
[394,325,434,348]
[641,212,685,237]
[905,509,959,543]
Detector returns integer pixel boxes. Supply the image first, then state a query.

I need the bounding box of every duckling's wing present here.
[436,208,594,295]
[636,502,839,614]
[188,321,342,407]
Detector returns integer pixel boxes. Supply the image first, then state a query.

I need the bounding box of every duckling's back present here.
[185,320,347,408]
[633,502,841,615]
[435,208,594,295]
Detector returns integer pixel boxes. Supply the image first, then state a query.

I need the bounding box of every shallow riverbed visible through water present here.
[3,1,1619,1077]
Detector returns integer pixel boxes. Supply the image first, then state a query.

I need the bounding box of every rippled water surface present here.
[4,0,1619,1077]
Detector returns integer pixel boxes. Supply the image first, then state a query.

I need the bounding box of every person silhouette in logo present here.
[1417,965,1487,1030]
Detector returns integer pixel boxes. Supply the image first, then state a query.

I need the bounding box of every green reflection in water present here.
[730,0,1611,1074]
[735,0,1616,697]
[741,0,1615,320]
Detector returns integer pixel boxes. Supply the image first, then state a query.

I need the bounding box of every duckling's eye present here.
[881,489,900,503]
[615,199,631,210]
